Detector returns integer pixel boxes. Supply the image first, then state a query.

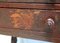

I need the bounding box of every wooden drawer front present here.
[0,8,60,35]
[0,9,59,31]
[0,9,48,31]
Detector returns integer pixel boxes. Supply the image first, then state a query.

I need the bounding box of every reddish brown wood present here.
[0,3,47,9]
[0,3,60,43]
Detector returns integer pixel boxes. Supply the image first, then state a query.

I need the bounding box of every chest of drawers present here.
[0,2,60,43]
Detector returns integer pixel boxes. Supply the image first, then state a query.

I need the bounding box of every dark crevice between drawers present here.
[0,7,60,10]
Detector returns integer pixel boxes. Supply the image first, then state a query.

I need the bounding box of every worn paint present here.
[10,9,34,30]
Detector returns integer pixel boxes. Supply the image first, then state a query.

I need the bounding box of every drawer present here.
[0,8,60,41]
[0,9,58,30]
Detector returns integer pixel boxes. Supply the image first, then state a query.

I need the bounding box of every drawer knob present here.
[47,18,55,26]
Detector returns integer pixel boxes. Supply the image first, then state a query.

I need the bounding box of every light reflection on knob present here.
[47,18,55,26]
